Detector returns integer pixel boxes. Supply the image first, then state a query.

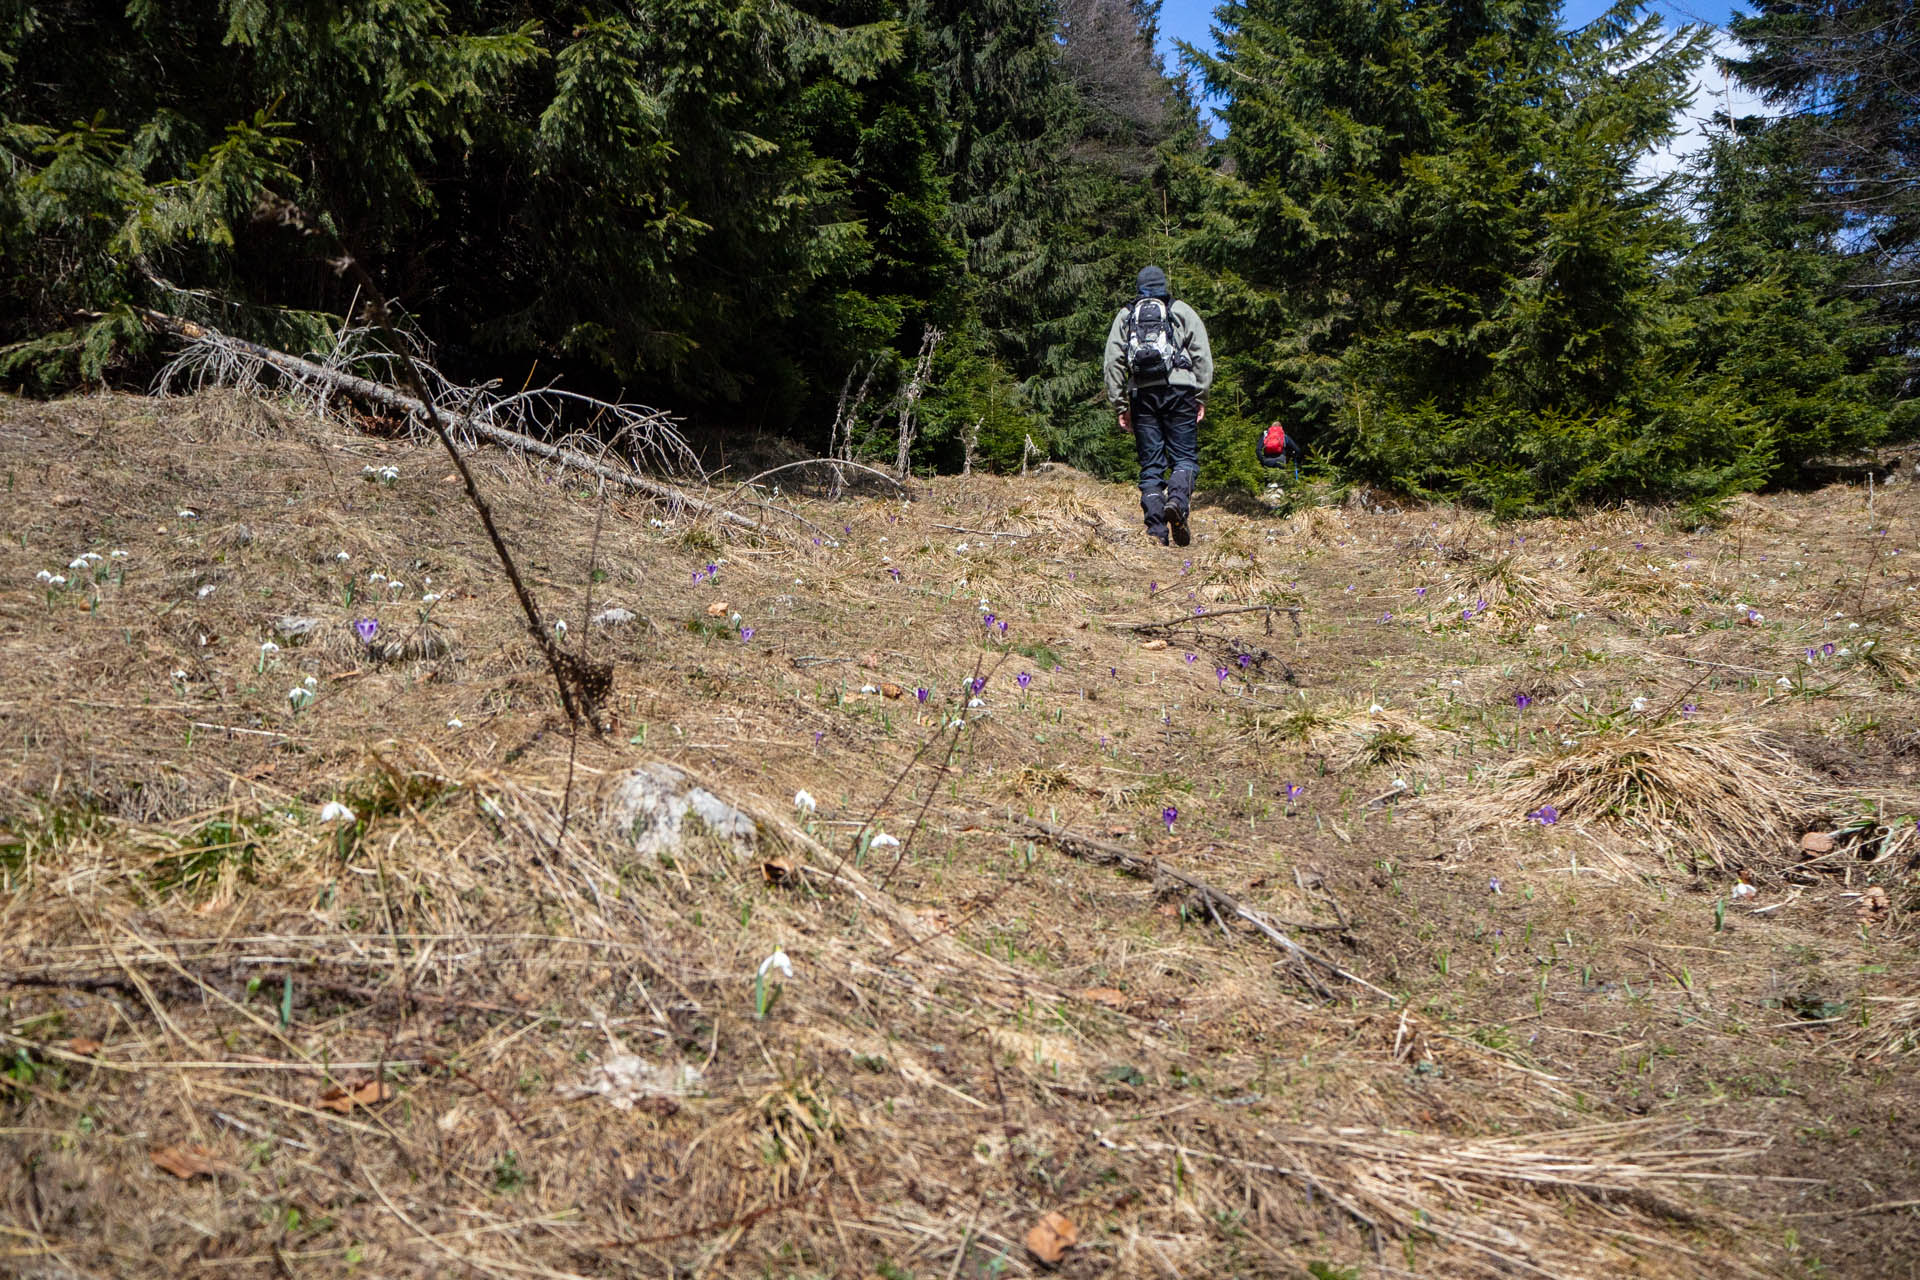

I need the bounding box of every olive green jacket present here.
[1103,298,1213,408]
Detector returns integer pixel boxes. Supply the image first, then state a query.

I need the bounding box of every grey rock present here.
[592,607,637,626]
[606,762,757,859]
[273,615,324,642]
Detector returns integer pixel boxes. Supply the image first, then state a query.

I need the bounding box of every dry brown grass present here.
[4,389,1919,1278]
[1461,717,1824,873]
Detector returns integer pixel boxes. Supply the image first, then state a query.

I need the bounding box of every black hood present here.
[1136,265,1170,299]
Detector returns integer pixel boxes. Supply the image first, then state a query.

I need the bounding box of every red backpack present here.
[1258,421,1296,468]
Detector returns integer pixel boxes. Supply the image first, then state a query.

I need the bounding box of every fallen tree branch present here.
[1013,815,1392,1001]
[1114,603,1301,684]
[141,310,760,532]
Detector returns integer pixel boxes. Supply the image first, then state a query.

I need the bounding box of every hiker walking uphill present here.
[1105,266,1213,546]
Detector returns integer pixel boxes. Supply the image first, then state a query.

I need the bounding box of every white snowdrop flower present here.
[968,697,985,708]
[387,579,405,592]
[317,800,356,825]
[1839,647,1852,656]
[171,669,188,680]
[196,584,216,598]
[334,550,350,562]
[288,685,315,709]
[552,618,568,637]
[955,542,969,553]
[110,549,128,559]
[1848,622,1861,630]
[1368,703,1384,713]
[1391,778,1408,790]
[1731,882,1757,900]
[446,717,464,729]
[67,558,88,570]
[649,518,666,528]
[1561,737,1576,747]
[860,684,879,694]
[177,508,197,519]
[48,573,66,586]
[368,571,386,584]
[793,578,803,585]
[34,570,53,584]
[870,833,900,851]
[948,718,964,729]
[1775,676,1793,689]
[303,675,317,688]
[1630,696,1648,713]
[420,592,441,604]
[259,640,280,654]
[793,789,817,815]
[757,949,794,982]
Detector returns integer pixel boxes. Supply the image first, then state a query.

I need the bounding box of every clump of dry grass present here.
[1464,717,1824,872]
[1244,697,1440,773]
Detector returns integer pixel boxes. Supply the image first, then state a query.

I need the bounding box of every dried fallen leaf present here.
[1857,886,1890,920]
[1076,987,1127,1010]
[317,1079,394,1113]
[880,682,903,699]
[240,760,277,781]
[706,601,729,617]
[1800,831,1837,855]
[1140,638,1168,651]
[761,856,802,885]
[1025,1211,1079,1266]
[51,493,83,508]
[151,1144,229,1179]
[65,1037,103,1056]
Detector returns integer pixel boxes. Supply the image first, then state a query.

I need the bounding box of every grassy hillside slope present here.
[3,391,1918,1278]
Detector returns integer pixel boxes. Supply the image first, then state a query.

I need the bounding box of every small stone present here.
[592,607,637,627]
[1799,832,1836,856]
[273,615,324,642]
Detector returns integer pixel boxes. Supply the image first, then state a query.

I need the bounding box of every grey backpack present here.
[1124,297,1192,384]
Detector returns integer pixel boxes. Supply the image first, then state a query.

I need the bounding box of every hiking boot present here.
[1169,505,1191,547]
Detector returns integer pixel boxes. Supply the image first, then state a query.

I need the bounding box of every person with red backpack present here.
[1103,266,1213,546]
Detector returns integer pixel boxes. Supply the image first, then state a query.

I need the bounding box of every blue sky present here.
[1153,0,1763,171]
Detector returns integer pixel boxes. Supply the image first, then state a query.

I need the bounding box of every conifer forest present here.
[3,0,1912,508]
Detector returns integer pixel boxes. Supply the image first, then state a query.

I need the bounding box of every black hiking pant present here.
[1130,384,1199,539]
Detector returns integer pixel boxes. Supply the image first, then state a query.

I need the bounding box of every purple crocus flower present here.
[354,618,378,645]
[998,620,1008,636]
[1415,587,1427,600]
[1380,611,1392,624]
[916,687,929,704]
[1682,702,1698,718]
[1237,654,1251,669]
[692,570,703,584]
[1194,606,1206,616]
[1807,647,1819,662]
[1110,666,1118,678]
[1162,805,1178,831]
[1527,804,1560,825]
[1489,877,1503,894]
[706,563,718,577]
[1462,607,1475,621]
[1515,693,1532,710]
[1285,783,1303,802]
[1184,652,1196,663]
[812,730,824,746]
[1216,666,1229,684]
[888,567,901,581]
[1149,581,1158,595]
[982,612,995,628]
[1822,642,1836,657]
[970,675,986,694]
[1016,671,1031,690]
[739,627,755,642]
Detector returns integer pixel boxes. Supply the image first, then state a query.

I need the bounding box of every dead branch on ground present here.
[1013,815,1391,1001]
